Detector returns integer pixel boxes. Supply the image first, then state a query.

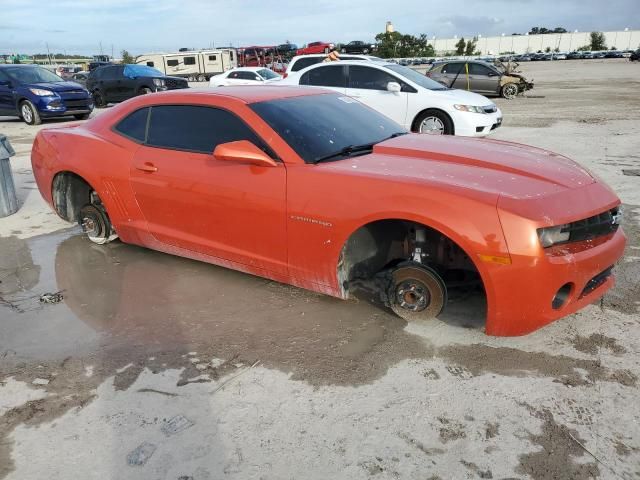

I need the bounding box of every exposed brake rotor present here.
[389,264,446,322]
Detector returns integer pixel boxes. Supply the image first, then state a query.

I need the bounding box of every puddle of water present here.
[0,230,435,386]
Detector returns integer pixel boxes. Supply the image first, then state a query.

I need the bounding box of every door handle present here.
[136,162,158,173]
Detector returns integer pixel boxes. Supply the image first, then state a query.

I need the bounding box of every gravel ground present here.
[0,59,639,480]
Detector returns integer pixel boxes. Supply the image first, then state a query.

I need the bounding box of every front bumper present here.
[484,228,625,336]
[484,181,626,336]
[452,108,503,137]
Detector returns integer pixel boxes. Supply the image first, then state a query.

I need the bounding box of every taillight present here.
[283,73,288,79]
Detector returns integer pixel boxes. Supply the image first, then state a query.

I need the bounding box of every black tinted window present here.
[237,71,259,80]
[184,57,196,65]
[167,59,179,67]
[348,65,397,90]
[114,107,149,142]
[208,55,217,61]
[146,61,154,67]
[102,66,122,80]
[147,105,267,154]
[300,65,345,87]
[441,63,463,74]
[469,63,494,76]
[291,57,320,71]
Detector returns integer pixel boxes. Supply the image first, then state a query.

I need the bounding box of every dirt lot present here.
[1,59,639,480]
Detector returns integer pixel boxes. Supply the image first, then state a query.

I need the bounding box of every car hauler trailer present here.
[135,49,237,81]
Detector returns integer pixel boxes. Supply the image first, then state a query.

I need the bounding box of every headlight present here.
[29,88,55,96]
[153,78,165,87]
[454,104,485,113]
[537,225,570,248]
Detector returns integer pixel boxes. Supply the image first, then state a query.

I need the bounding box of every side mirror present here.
[213,140,277,167]
[387,81,401,93]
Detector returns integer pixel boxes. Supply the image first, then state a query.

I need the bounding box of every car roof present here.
[156,85,329,104]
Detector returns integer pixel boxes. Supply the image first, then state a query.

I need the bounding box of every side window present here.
[469,63,493,76]
[429,64,444,74]
[114,107,149,143]
[292,57,319,72]
[441,63,463,74]
[237,72,256,80]
[146,105,270,155]
[184,57,196,66]
[167,59,179,67]
[228,72,240,79]
[102,66,121,80]
[348,66,397,91]
[229,51,234,61]
[208,55,217,61]
[146,61,154,67]
[300,65,345,87]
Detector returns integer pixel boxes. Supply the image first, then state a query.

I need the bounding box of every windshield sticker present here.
[337,96,356,104]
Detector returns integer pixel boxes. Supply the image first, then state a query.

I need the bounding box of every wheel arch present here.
[411,108,455,135]
[335,214,489,300]
[51,170,96,222]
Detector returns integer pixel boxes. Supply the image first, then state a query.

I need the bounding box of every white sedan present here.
[280,60,502,136]
[209,67,282,87]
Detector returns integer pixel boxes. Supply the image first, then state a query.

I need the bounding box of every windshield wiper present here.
[313,143,376,164]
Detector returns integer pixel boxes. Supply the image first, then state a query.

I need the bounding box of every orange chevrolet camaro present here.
[31,86,626,336]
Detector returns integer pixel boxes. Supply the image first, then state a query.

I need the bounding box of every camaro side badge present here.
[290,215,333,228]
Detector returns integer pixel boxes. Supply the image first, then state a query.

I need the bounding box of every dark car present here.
[71,71,89,87]
[426,60,533,98]
[89,61,112,71]
[86,64,188,107]
[0,64,93,125]
[630,49,640,62]
[341,40,376,54]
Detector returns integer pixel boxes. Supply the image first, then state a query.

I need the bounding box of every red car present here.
[31,87,625,336]
[296,41,335,55]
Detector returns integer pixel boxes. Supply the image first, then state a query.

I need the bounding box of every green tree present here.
[589,31,606,51]
[455,37,466,55]
[121,49,135,64]
[545,46,551,53]
[465,37,478,56]
[374,31,435,58]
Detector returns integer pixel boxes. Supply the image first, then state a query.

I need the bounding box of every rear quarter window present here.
[114,108,149,143]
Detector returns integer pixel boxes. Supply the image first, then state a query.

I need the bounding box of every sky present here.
[1,0,638,55]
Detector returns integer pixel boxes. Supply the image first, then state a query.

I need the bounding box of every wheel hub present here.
[389,265,446,321]
[420,117,444,135]
[396,280,430,312]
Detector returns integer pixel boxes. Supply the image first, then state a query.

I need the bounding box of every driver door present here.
[128,104,288,275]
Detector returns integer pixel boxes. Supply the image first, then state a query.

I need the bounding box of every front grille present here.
[62,99,91,109]
[483,105,497,113]
[561,207,620,245]
[166,78,188,90]
[580,266,613,298]
[60,90,86,95]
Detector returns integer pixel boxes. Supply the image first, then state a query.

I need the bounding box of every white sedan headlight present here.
[29,88,55,96]
[454,104,486,114]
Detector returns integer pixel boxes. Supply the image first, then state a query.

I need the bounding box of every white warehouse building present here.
[429,30,640,55]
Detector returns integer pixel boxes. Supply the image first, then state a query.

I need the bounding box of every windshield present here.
[250,93,405,164]
[257,69,280,80]
[123,64,163,78]
[3,66,63,84]
[384,64,448,90]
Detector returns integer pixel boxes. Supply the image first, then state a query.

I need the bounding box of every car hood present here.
[433,88,495,106]
[323,134,595,200]
[26,81,86,92]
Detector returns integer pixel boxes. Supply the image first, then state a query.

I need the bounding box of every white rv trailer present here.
[135,49,237,81]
